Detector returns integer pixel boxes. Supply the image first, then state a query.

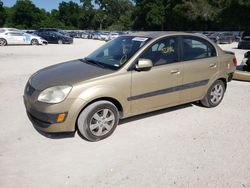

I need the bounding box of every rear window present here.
[182,36,217,61]
[0,29,5,33]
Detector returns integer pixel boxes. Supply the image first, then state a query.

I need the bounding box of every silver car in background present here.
[0,28,48,46]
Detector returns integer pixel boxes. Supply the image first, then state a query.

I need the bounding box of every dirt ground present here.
[0,39,249,188]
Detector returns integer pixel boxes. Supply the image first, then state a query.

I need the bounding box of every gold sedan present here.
[24,32,236,141]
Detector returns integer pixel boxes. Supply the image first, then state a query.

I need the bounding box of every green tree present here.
[11,0,44,29]
[40,9,65,28]
[0,0,6,27]
[58,1,81,29]
[79,0,95,29]
[94,0,134,29]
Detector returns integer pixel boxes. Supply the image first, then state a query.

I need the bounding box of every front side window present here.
[182,36,216,61]
[86,36,151,70]
[140,37,179,66]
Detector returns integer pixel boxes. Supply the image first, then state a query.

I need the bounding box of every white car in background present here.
[99,32,110,41]
[109,32,119,40]
[0,28,48,46]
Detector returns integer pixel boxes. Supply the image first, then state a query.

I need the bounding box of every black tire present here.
[201,80,226,108]
[77,101,119,142]
[31,39,39,45]
[0,38,7,46]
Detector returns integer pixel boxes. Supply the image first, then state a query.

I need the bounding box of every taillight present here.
[233,57,237,66]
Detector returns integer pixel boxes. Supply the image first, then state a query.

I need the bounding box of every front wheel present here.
[31,39,39,45]
[77,101,119,142]
[201,80,226,108]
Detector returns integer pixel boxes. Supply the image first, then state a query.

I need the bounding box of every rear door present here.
[130,36,183,114]
[179,36,219,102]
[6,32,25,44]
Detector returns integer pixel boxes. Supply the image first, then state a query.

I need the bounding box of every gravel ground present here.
[0,39,249,188]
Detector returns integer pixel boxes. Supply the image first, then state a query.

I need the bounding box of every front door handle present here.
[209,63,217,68]
[171,69,180,75]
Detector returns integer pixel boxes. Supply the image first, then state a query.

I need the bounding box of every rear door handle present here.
[171,69,180,75]
[209,63,217,68]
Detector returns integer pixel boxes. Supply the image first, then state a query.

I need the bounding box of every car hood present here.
[30,59,114,91]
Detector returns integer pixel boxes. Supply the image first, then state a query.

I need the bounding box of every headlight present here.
[38,85,72,104]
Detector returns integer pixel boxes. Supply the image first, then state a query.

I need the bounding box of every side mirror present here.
[135,58,153,71]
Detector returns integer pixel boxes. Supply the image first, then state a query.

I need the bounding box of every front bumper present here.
[25,107,68,128]
[23,83,86,133]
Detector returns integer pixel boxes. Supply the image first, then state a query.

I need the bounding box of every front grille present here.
[25,82,35,96]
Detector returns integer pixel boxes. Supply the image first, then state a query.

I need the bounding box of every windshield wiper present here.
[83,58,106,68]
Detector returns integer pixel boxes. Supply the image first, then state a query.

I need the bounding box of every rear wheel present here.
[58,40,63,44]
[31,39,39,45]
[201,80,225,108]
[0,38,7,46]
[77,101,119,142]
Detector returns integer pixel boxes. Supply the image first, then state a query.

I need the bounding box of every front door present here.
[130,36,183,114]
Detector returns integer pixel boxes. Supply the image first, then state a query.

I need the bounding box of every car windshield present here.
[85,36,151,70]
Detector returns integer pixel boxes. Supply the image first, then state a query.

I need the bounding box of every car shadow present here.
[119,102,194,125]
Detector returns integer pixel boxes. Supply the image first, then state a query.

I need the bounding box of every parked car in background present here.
[0,28,47,46]
[68,31,80,38]
[238,31,250,49]
[208,32,235,44]
[37,28,70,37]
[108,32,119,40]
[80,31,89,39]
[35,31,73,44]
[92,31,102,40]
[25,30,35,34]
[24,32,236,141]
[99,32,110,41]
[87,31,94,39]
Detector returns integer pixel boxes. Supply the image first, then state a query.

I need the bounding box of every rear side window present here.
[8,32,24,36]
[182,36,216,61]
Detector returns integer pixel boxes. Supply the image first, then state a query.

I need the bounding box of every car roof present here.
[126,31,205,39]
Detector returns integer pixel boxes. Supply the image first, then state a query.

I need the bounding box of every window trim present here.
[180,35,218,62]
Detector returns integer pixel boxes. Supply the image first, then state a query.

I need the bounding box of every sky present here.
[2,0,81,11]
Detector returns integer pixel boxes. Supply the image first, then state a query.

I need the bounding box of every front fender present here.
[76,85,130,117]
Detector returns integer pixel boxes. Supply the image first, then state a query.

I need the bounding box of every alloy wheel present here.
[0,39,7,46]
[210,84,223,105]
[89,109,115,137]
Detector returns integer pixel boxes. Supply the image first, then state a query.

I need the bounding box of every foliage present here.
[1,0,250,30]
[0,0,6,27]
